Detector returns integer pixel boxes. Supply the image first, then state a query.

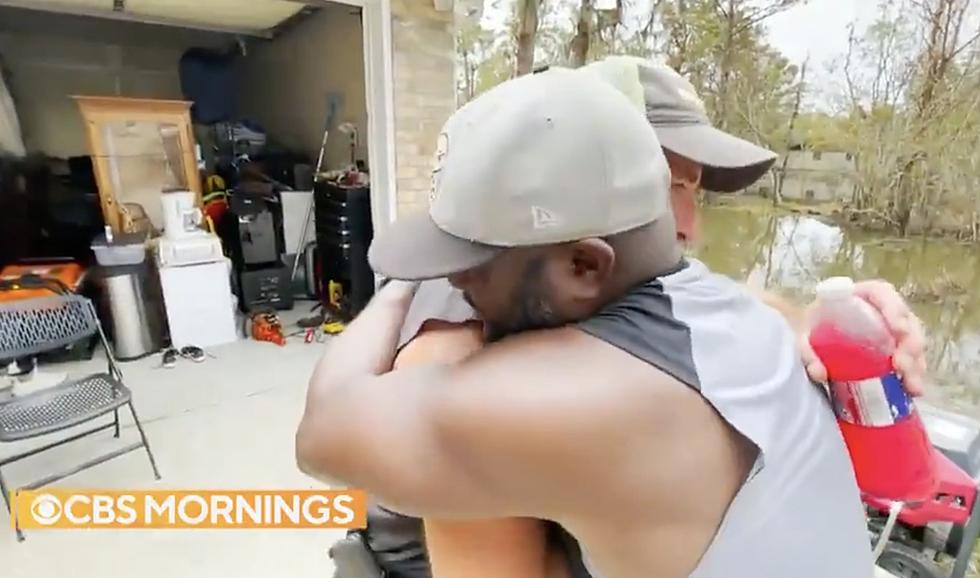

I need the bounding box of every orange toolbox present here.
[0,261,88,302]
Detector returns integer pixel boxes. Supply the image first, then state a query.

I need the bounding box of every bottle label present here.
[830,372,911,427]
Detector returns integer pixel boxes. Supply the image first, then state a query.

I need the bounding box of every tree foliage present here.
[455,0,980,238]
[834,0,980,236]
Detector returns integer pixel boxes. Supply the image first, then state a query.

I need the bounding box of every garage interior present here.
[0,1,385,563]
[0,0,375,329]
[0,0,369,169]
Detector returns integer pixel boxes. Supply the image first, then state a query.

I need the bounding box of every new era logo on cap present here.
[531,206,559,229]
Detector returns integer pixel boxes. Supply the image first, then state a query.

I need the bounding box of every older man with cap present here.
[297,66,878,578]
[587,56,925,387]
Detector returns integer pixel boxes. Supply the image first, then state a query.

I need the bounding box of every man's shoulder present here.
[436,326,734,519]
[454,326,702,426]
[658,260,800,356]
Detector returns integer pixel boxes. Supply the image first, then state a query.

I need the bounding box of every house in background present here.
[747,145,857,203]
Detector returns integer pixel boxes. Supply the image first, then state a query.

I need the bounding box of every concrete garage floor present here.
[1,306,344,578]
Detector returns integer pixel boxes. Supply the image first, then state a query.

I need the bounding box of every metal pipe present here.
[128,402,161,480]
[291,128,330,283]
[23,442,144,490]
[951,486,980,578]
[0,422,116,465]
[872,501,904,561]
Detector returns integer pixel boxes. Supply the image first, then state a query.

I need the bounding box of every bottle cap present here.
[816,276,855,301]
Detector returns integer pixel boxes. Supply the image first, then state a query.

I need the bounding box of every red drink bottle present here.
[809,277,937,502]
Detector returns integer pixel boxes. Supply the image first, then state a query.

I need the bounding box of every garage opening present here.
[0,0,381,353]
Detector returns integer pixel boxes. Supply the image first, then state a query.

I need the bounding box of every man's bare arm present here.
[391,325,560,578]
[307,280,418,387]
[297,304,746,524]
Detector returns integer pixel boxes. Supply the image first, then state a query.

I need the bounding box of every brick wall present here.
[390,0,457,217]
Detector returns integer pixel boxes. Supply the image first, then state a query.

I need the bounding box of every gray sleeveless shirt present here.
[567,258,873,578]
[386,264,873,578]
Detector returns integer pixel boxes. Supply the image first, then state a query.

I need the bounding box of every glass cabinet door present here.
[75,97,201,235]
[102,120,189,232]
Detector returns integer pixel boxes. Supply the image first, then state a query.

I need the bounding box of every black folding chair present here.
[0,294,160,541]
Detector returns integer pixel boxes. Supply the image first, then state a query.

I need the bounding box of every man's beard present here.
[481,258,563,343]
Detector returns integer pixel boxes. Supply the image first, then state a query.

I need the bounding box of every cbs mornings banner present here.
[12,489,367,530]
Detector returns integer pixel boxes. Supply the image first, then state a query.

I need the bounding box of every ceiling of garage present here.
[0,0,310,36]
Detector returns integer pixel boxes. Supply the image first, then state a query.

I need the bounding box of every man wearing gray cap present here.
[297,67,875,578]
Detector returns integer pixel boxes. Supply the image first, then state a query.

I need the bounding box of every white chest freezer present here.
[158,257,239,349]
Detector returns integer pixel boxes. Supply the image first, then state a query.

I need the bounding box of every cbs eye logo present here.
[30,494,63,525]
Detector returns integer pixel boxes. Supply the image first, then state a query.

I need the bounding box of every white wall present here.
[779,150,856,203]
[235,4,368,171]
[0,6,230,158]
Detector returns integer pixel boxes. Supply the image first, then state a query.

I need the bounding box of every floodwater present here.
[694,200,980,416]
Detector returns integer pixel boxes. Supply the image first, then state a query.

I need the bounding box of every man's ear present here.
[671,188,699,242]
[559,239,615,299]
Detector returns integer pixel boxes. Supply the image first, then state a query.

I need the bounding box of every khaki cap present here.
[368,67,672,281]
[584,56,778,192]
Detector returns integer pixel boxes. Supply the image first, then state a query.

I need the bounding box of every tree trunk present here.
[569,0,594,68]
[716,0,737,129]
[763,214,778,287]
[671,0,689,72]
[893,154,920,236]
[460,44,474,103]
[515,0,540,76]
[775,58,809,205]
[639,0,660,46]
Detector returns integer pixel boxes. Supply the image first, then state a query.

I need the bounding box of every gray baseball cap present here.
[584,56,778,193]
[368,67,673,281]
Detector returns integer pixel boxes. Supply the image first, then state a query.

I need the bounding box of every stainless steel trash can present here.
[100,261,166,361]
[92,231,165,360]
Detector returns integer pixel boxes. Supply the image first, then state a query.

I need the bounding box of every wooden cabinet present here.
[74,96,201,234]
